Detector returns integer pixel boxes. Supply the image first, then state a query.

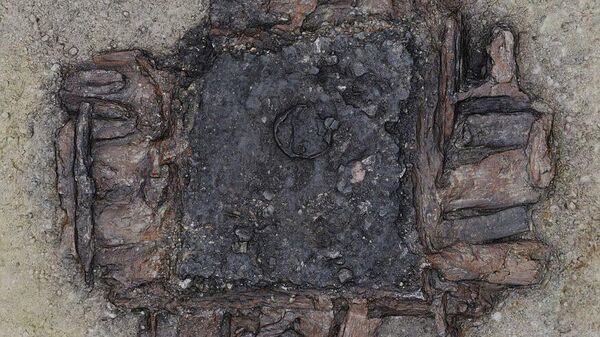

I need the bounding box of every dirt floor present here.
[0,1,597,337]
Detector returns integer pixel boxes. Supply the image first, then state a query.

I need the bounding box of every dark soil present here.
[177,28,424,293]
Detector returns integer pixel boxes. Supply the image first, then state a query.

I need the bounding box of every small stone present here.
[263,205,275,217]
[336,179,352,194]
[324,117,339,130]
[234,227,253,241]
[68,47,78,56]
[262,190,274,201]
[361,155,375,166]
[41,35,49,42]
[358,201,371,214]
[350,161,366,184]
[362,105,378,117]
[491,312,502,321]
[324,55,338,65]
[352,62,367,76]
[337,268,353,283]
[178,278,192,289]
[308,66,320,75]
[122,11,130,17]
[324,250,341,259]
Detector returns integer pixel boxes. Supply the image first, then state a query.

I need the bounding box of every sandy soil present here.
[0,1,597,336]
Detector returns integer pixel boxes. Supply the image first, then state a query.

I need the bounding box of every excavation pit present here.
[56,1,554,335]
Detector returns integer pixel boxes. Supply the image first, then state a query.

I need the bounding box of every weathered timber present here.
[433,206,530,248]
[459,113,535,148]
[456,96,532,115]
[56,120,76,257]
[413,17,457,251]
[526,114,555,188]
[74,102,95,284]
[439,17,461,144]
[427,241,549,285]
[440,149,541,212]
[488,29,517,84]
[338,301,382,337]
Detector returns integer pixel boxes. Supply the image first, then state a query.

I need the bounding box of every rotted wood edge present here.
[74,102,96,285]
[413,16,554,336]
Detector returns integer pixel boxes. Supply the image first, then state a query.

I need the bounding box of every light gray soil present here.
[0,1,597,336]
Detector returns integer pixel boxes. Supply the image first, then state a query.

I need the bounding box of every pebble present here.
[178,278,192,289]
[491,312,502,321]
[336,179,352,194]
[358,201,371,214]
[122,11,130,17]
[41,35,49,42]
[324,250,341,259]
[361,155,375,166]
[263,205,275,217]
[350,161,365,184]
[352,62,367,77]
[338,268,353,283]
[307,66,320,75]
[324,55,338,65]
[68,47,78,56]
[234,227,253,242]
[324,117,340,130]
[262,190,274,201]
